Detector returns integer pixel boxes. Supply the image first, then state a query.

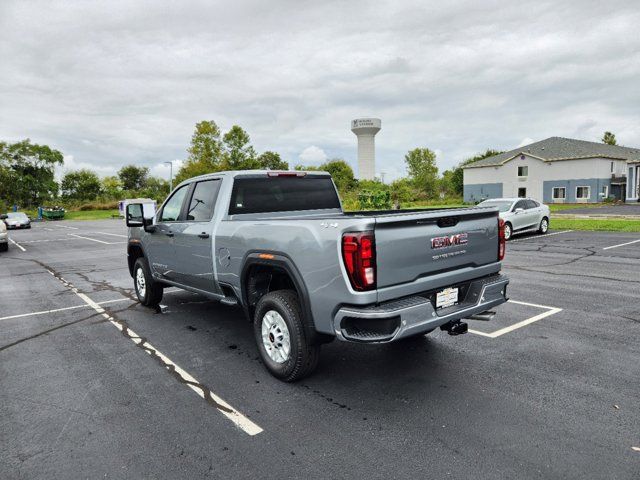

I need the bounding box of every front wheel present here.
[253,290,320,382]
[133,257,163,307]
[538,217,549,234]
[504,222,513,241]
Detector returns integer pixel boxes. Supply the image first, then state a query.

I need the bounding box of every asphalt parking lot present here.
[1,221,639,479]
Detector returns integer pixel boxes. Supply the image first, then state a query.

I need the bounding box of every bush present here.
[358,190,392,210]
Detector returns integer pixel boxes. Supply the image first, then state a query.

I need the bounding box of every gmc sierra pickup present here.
[126,170,509,381]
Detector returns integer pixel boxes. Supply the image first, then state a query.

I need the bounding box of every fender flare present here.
[127,240,145,277]
[240,251,321,343]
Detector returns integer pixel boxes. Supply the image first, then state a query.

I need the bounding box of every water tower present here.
[351,118,381,180]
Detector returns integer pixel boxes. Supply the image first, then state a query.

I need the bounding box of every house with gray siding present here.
[463,137,640,204]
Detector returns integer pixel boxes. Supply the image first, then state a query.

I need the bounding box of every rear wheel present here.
[133,257,163,307]
[504,222,513,241]
[538,217,549,234]
[253,290,320,382]
[0,242,7,252]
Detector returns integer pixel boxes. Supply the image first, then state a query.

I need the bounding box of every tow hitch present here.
[440,320,468,336]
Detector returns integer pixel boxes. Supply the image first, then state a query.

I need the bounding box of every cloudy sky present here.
[1,0,639,182]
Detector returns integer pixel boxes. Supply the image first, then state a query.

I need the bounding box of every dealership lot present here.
[1,221,639,479]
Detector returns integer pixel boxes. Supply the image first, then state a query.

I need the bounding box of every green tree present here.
[319,159,356,194]
[257,151,288,170]
[175,120,224,184]
[140,176,170,202]
[0,139,63,207]
[222,125,259,170]
[61,169,102,200]
[405,147,439,198]
[118,165,149,191]
[102,176,122,198]
[602,131,617,145]
[390,177,416,205]
[444,149,504,196]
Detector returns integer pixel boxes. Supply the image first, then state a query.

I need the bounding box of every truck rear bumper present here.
[333,274,509,342]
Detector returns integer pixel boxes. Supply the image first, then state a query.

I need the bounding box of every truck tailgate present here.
[374,208,499,288]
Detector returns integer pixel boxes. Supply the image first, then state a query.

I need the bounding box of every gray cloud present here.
[1,0,639,182]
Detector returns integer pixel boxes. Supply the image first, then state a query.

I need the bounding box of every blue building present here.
[463,137,639,203]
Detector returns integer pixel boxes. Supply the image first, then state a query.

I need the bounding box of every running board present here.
[219,297,238,306]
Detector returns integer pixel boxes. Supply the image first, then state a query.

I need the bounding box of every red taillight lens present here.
[498,218,506,260]
[342,231,376,291]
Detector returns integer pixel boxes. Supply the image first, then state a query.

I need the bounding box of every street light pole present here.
[163,161,173,192]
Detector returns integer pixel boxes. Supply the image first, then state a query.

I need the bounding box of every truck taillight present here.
[498,218,506,261]
[342,231,376,291]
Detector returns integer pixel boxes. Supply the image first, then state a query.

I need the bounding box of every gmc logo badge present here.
[431,233,468,249]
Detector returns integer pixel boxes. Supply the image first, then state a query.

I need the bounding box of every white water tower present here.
[351,118,381,180]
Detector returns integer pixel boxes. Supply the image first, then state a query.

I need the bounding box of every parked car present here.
[477,198,550,240]
[0,215,8,251]
[3,212,31,229]
[125,170,509,381]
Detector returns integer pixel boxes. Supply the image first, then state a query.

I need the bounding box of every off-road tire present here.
[133,257,163,307]
[254,290,320,382]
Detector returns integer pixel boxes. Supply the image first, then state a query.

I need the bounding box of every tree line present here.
[0,121,512,212]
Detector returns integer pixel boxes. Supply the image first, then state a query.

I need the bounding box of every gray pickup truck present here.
[126,170,508,381]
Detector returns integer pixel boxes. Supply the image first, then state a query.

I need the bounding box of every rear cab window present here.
[186,180,221,222]
[229,175,340,214]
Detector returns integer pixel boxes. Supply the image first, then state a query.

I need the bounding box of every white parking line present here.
[9,238,26,252]
[468,300,562,338]
[0,298,130,322]
[53,224,79,230]
[96,232,127,238]
[602,238,640,250]
[510,230,573,243]
[43,270,263,436]
[67,233,124,245]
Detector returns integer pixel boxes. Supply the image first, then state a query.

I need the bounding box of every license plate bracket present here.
[436,287,459,309]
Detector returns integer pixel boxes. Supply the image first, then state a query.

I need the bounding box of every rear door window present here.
[229,176,340,214]
[186,180,221,222]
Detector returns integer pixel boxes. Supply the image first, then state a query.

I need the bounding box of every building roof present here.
[464,136,640,168]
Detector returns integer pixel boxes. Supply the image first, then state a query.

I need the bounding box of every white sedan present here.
[478,198,550,240]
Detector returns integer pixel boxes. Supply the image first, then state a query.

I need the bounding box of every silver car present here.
[3,212,31,229]
[0,215,8,251]
[478,198,550,240]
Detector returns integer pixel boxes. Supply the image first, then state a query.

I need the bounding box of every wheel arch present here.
[127,242,145,277]
[240,252,329,345]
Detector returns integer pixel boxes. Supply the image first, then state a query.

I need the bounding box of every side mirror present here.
[0,214,7,220]
[514,208,525,214]
[126,204,144,227]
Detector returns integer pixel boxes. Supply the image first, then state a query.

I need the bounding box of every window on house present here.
[518,166,528,177]
[576,186,591,200]
[611,162,614,173]
[601,185,608,199]
[517,187,527,198]
[552,187,566,199]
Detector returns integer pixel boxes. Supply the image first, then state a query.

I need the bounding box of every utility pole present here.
[164,161,173,192]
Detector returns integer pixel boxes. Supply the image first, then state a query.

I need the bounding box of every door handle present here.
[165,231,174,237]
[198,232,210,239]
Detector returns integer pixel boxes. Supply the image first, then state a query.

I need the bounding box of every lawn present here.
[548,203,607,212]
[64,209,120,220]
[551,216,640,232]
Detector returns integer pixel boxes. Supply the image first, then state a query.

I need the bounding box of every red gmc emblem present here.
[431,233,468,249]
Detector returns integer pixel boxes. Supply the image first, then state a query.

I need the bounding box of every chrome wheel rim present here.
[541,219,548,233]
[261,310,291,364]
[504,224,511,240]
[136,267,146,298]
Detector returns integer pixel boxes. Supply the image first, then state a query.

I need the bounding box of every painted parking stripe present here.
[510,230,573,243]
[96,232,127,238]
[67,233,124,245]
[602,238,640,250]
[43,269,263,436]
[469,300,562,338]
[9,238,26,252]
[0,298,130,322]
[53,224,79,230]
